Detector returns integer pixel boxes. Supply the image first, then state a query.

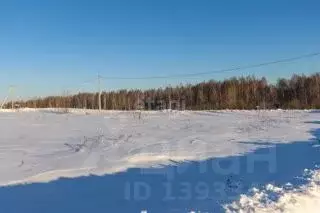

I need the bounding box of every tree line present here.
[6,73,320,110]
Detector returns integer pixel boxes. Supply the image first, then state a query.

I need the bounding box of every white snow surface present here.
[0,108,313,185]
[0,108,319,212]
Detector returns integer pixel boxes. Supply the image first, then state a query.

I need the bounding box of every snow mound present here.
[224,168,320,213]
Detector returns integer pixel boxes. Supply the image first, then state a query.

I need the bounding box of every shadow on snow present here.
[0,123,319,213]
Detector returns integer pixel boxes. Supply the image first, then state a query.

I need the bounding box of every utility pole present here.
[1,85,16,110]
[9,85,15,110]
[98,74,102,112]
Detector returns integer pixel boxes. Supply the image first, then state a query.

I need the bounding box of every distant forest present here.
[6,73,320,110]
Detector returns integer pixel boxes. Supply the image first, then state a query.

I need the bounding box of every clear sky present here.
[0,0,319,100]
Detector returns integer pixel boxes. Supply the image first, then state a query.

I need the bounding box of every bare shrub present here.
[132,110,142,120]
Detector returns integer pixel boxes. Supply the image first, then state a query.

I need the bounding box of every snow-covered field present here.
[0,108,319,212]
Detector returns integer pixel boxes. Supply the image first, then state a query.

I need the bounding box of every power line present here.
[13,51,318,100]
[99,52,320,80]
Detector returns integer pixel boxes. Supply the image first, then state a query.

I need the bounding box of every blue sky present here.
[0,0,319,99]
